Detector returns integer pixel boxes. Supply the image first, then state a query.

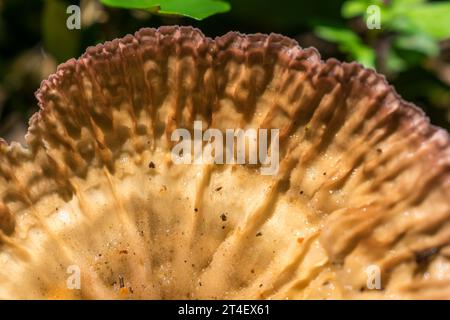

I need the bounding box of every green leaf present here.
[315,26,360,45]
[403,3,450,40]
[100,0,231,20]
[101,0,160,9]
[342,0,383,19]
[386,1,450,40]
[384,15,418,34]
[315,26,376,69]
[342,1,368,18]
[391,0,425,7]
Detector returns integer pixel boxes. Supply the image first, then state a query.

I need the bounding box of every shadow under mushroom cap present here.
[0,26,449,299]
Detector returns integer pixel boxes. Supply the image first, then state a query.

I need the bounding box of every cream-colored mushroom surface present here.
[0,26,449,300]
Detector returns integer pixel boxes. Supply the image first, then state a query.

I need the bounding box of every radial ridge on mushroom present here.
[0,26,449,299]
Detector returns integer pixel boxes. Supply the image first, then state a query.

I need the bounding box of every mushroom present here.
[0,26,449,299]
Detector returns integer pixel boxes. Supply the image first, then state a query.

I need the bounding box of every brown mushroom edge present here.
[0,26,449,299]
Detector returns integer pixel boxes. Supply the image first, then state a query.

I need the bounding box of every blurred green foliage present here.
[320,0,450,73]
[315,26,376,68]
[309,0,450,129]
[0,0,448,143]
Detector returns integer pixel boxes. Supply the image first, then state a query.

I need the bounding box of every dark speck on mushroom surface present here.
[215,186,222,191]
[256,232,262,237]
[149,161,155,169]
[220,213,227,221]
[415,247,439,265]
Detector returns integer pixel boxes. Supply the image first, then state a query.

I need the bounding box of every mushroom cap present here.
[0,26,449,299]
